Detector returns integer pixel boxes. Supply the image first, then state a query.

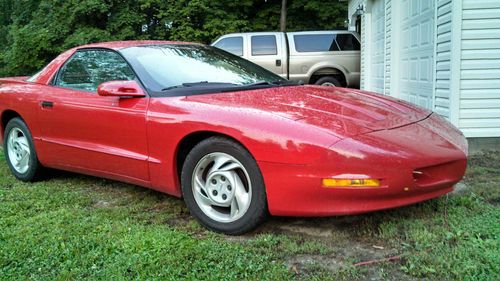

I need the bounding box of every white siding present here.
[384,0,392,95]
[434,0,453,119]
[459,0,500,137]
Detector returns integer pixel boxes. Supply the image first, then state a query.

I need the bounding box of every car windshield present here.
[120,44,288,96]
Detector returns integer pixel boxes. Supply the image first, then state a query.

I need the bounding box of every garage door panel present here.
[410,59,418,80]
[421,0,432,13]
[420,57,432,82]
[400,0,435,109]
[370,0,385,94]
[402,27,410,50]
[420,21,432,46]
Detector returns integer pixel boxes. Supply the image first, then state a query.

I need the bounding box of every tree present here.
[280,0,287,32]
[0,0,348,77]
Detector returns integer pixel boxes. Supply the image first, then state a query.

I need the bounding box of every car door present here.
[248,33,285,78]
[37,49,150,184]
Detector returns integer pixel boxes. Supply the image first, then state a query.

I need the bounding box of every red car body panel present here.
[0,41,468,216]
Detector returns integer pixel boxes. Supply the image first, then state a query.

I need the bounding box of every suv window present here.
[55,50,136,92]
[213,37,244,56]
[336,34,360,51]
[294,34,340,52]
[251,35,277,56]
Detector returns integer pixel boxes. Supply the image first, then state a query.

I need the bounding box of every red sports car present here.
[0,41,467,234]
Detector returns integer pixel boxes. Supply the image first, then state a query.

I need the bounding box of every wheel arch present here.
[308,62,349,86]
[1,110,23,142]
[309,67,348,86]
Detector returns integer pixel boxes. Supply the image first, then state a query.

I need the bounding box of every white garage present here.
[348,0,500,147]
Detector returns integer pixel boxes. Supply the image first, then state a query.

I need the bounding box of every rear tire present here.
[315,76,342,87]
[3,118,42,182]
[181,137,268,235]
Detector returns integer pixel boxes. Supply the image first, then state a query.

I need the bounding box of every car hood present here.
[185,85,431,138]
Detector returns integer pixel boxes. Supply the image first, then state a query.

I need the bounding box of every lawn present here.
[0,150,498,280]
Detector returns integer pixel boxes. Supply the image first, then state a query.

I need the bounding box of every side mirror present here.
[97,80,146,98]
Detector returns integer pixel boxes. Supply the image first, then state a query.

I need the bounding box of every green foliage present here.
[0,0,348,77]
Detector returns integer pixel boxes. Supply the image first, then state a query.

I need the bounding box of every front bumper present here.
[260,114,468,216]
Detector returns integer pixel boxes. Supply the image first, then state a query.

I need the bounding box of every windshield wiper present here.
[161,80,302,92]
[161,81,236,91]
[244,81,273,87]
[272,80,303,86]
[243,80,302,88]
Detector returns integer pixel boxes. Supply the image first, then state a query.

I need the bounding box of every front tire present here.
[3,118,42,181]
[181,137,268,235]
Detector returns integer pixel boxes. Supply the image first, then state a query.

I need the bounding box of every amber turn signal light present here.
[322,178,380,188]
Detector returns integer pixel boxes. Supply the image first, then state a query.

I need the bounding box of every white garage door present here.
[400,0,435,109]
[370,0,385,94]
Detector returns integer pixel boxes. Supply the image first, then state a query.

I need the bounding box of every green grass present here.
[0,151,499,280]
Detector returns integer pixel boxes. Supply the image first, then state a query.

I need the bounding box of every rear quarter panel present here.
[286,32,360,86]
[0,81,42,144]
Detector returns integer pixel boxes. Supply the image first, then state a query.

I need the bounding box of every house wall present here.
[459,0,500,137]
[349,0,500,138]
[434,0,453,120]
[384,0,392,96]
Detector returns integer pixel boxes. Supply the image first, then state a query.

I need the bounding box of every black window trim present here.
[50,47,150,97]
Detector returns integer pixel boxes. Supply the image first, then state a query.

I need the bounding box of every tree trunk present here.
[280,0,287,32]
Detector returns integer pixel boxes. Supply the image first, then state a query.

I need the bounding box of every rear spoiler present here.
[0,76,30,84]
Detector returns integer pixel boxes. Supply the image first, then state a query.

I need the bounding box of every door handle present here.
[276,59,282,67]
[41,101,53,108]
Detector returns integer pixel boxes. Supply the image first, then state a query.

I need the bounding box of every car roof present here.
[212,31,359,44]
[217,30,356,37]
[286,30,358,35]
[76,40,200,50]
[31,40,202,85]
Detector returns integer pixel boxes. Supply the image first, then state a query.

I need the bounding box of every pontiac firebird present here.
[0,41,467,234]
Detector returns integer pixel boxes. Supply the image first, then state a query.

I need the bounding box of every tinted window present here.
[336,34,360,51]
[121,45,285,94]
[294,34,340,52]
[213,37,244,56]
[55,50,136,92]
[251,35,277,56]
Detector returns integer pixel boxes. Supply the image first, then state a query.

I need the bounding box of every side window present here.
[213,37,244,56]
[251,35,277,56]
[55,50,136,92]
[336,34,361,51]
[294,34,339,52]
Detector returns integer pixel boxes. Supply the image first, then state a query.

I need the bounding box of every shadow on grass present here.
[35,163,455,239]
